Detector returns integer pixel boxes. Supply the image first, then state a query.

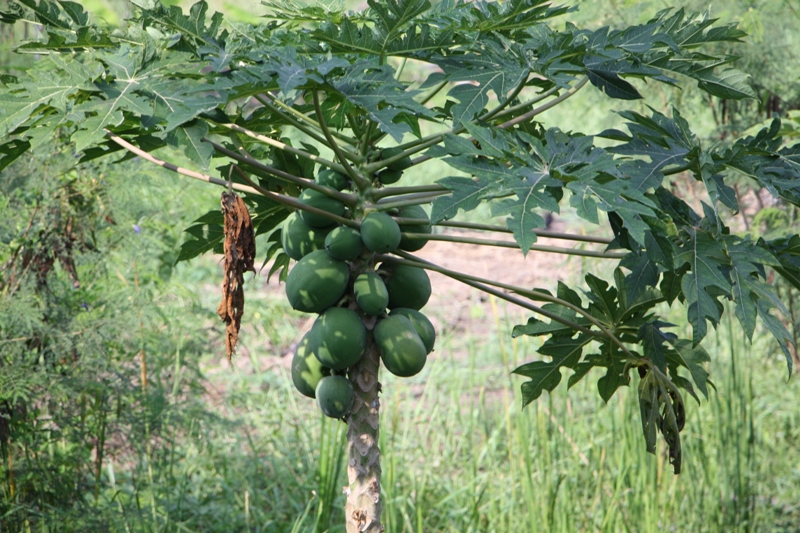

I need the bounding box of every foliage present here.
[1,0,800,508]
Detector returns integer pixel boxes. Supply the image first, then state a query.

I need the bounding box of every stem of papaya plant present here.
[387,252,636,359]
[418,80,448,105]
[480,72,531,122]
[312,91,371,191]
[106,132,360,229]
[215,122,352,173]
[344,338,383,533]
[496,76,589,129]
[399,232,626,259]
[372,184,450,200]
[205,139,357,205]
[261,92,359,146]
[489,84,560,122]
[105,131,260,195]
[406,77,590,168]
[373,191,450,210]
[232,169,361,229]
[376,254,599,338]
[433,220,615,245]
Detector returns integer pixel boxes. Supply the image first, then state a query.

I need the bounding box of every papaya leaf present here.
[514,334,591,407]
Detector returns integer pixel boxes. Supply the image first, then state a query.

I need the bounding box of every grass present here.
[56,272,796,533]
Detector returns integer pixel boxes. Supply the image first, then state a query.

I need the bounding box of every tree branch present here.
[312,91,371,191]
[205,139,357,205]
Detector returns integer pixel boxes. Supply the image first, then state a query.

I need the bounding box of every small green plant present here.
[2,1,800,530]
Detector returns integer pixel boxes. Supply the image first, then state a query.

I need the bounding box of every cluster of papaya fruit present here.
[284,165,436,419]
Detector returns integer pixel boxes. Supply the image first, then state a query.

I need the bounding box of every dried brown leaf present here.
[217,192,256,360]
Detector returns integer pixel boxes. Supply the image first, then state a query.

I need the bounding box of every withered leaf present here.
[216,191,256,360]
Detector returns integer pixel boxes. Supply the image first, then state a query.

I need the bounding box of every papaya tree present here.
[2,0,800,530]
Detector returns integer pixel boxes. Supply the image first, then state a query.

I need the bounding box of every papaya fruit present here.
[361,211,401,253]
[389,308,435,353]
[291,327,330,398]
[397,204,431,252]
[281,212,331,260]
[354,271,389,316]
[313,307,366,370]
[324,226,363,261]
[382,263,431,310]
[377,168,403,185]
[285,250,349,313]
[380,146,412,171]
[316,169,349,191]
[374,315,427,377]
[297,187,345,228]
[316,375,354,418]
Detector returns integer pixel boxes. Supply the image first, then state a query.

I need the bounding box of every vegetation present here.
[1,0,799,531]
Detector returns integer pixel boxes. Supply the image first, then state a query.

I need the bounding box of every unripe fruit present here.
[354,271,389,316]
[380,146,412,171]
[383,263,431,310]
[313,307,367,370]
[377,168,403,185]
[316,375,354,418]
[317,169,349,190]
[297,188,345,228]
[389,308,435,353]
[281,212,331,260]
[291,328,330,398]
[324,226,364,261]
[396,204,431,252]
[375,315,427,377]
[285,250,349,313]
[361,212,401,253]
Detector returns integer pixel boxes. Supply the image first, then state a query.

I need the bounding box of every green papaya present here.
[361,211,401,253]
[380,146,412,171]
[313,307,366,370]
[382,263,431,310]
[374,315,427,377]
[317,169,349,191]
[281,212,331,260]
[389,308,435,353]
[285,250,349,313]
[297,187,345,228]
[291,327,330,398]
[316,375,354,418]
[397,204,431,252]
[324,226,364,261]
[354,271,389,316]
[377,168,403,185]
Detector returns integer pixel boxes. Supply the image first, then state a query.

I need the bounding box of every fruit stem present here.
[313,91,372,192]
[206,139,358,205]
[344,338,383,533]
[385,251,636,359]
[400,232,627,259]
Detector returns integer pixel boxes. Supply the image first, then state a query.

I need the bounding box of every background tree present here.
[2,1,800,531]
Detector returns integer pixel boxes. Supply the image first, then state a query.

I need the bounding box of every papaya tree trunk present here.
[345,339,383,532]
